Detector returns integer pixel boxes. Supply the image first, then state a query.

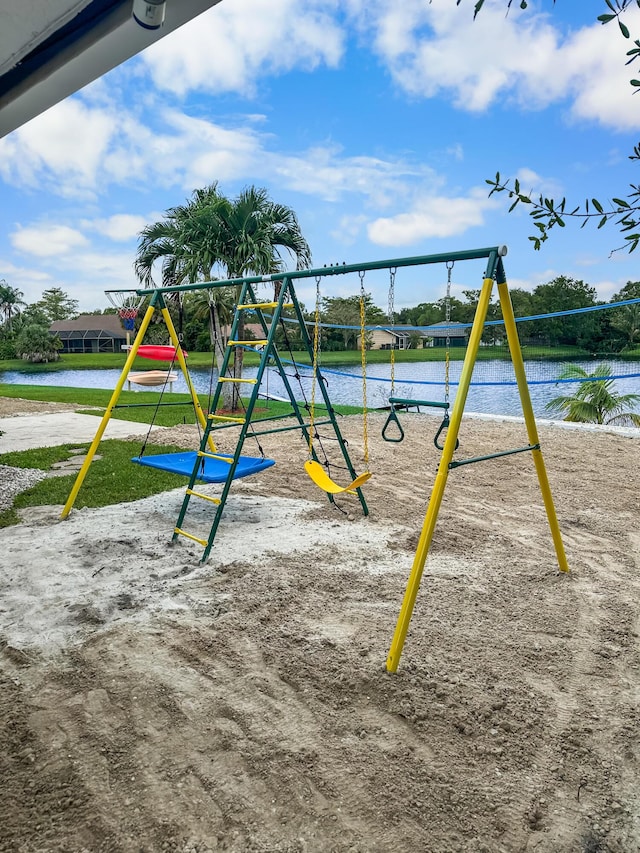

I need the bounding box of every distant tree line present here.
[2,276,639,362]
[396,277,640,354]
[0,284,79,362]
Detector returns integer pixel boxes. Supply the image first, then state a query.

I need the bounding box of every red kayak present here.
[135,345,188,361]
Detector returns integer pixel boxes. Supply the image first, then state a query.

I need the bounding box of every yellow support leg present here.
[160,306,216,454]
[61,303,157,519]
[386,272,570,673]
[497,281,569,574]
[386,276,496,673]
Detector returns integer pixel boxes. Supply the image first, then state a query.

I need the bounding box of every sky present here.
[1,0,640,316]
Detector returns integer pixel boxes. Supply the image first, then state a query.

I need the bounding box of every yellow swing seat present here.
[304,460,371,495]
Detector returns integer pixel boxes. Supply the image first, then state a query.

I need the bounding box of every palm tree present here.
[135,184,240,386]
[545,364,640,427]
[135,184,311,409]
[0,280,26,333]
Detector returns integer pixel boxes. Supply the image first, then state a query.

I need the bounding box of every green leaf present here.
[592,198,604,213]
[613,198,631,207]
[630,79,640,87]
[598,216,608,229]
[597,14,615,23]
[473,0,486,20]
[619,20,631,38]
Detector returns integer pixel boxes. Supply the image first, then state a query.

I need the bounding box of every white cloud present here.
[346,0,640,131]
[0,99,116,196]
[268,146,437,206]
[11,224,88,257]
[84,214,150,241]
[513,168,563,201]
[139,0,344,96]
[330,214,368,244]
[367,189,498,245]
[0,93,444,214]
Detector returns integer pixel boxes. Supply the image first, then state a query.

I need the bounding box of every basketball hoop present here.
[105,290,145,331]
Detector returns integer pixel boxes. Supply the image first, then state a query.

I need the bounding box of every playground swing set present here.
[61,245,569,670]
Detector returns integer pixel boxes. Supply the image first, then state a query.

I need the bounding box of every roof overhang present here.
[0,0,223,138]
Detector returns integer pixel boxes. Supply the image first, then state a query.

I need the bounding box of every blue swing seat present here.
[132,451,275,483]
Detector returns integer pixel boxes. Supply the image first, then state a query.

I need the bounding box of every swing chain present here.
[388,266,397,396]
[308,275,322,456]
[445,260,454,406]
[358,270,369,468]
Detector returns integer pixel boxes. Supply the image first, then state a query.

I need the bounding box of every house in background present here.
[357,328,411,351]
[358,324,469,350]
[421,322,468,347]
[50,315,127,353]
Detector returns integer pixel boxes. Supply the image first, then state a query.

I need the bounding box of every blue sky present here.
[1,0,639,315]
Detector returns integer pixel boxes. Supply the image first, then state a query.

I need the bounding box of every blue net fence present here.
[273,297,640,418]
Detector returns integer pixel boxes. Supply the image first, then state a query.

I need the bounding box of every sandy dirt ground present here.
[0,396,639,853]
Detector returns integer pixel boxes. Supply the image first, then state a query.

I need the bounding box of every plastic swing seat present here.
[304,459,371,495]
[132,451,275,483]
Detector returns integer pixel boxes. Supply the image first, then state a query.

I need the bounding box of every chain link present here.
[444,261,454,406]
[359,270,369,468]
[388,267,396,395]
[308,275,322,456]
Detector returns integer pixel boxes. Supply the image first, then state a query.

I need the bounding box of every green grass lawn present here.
[0,383,363,427]
[0,384,365,527]
[0,439,191,528]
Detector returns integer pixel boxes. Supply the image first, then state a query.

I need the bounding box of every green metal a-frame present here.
[171,276,369,561]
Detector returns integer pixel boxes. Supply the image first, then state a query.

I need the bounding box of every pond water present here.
[3,357,640,419]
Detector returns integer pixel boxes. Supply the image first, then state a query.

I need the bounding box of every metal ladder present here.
[172,276,368,562]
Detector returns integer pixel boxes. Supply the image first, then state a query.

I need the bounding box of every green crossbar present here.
[389,397,449,410]
[252,418,334,438]
[449,443,539,469]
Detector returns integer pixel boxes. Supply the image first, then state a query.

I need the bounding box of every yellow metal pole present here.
[386,276,496,672]
[60,303,156,519]
[159,305,216,451]
[497,281,570,573]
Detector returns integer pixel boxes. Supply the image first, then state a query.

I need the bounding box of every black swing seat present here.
[132,451,275,483]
